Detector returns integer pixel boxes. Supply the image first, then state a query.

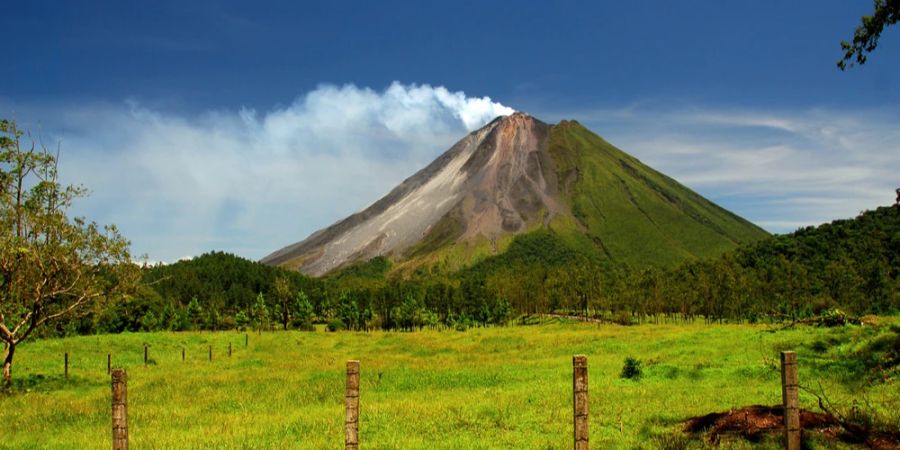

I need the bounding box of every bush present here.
[612,310,636,326]
[234,311,250,331]
[819,308,851,327]
[220,315,237,330]
[368,314,383,331]
[291,318,315,331]
[621,357,643,380]
[453,314,473,331]
[326,318,346,332]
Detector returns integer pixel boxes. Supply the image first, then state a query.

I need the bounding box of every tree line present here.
[41,202,899,337]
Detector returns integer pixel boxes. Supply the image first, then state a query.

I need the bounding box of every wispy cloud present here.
[4,82,514,262]
[5,87,896,263]
[557,104,900,233]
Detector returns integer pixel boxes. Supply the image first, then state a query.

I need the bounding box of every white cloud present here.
[9,82,514,262]
[8,87,896,263]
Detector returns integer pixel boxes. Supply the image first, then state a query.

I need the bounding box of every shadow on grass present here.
[1,373,104,395]
[800,324,900,385]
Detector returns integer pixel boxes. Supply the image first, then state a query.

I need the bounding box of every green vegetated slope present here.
[144,251,313,303]
[65,252,320,336]
[3,320,898,449]
[738,204,900,280]
[723,204,900,314]
[44,203,896,341]
[396,120,769,276]
[545,120,769,269]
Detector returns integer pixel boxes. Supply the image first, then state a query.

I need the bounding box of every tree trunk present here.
[2,341,15,386]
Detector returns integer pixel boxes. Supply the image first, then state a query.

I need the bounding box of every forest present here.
[46,203,899,337]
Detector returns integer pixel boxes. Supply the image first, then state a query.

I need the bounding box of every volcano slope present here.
[262,113,768,275]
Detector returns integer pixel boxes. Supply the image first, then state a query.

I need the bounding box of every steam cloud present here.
[24,82,515,262]
[9,84,895,264]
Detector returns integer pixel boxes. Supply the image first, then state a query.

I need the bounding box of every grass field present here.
[2,318,898,449]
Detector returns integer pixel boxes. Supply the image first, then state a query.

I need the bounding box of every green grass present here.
[2,319,897,449]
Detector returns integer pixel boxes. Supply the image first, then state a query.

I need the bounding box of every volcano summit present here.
[262,113,768,276]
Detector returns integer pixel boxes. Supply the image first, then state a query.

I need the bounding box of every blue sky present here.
[2,1,898,262]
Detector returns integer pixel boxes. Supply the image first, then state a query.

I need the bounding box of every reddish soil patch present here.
[683,405,899,449]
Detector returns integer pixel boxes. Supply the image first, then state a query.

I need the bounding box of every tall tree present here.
[0,119,137,385]
[251,292,270,331]
[186,297,203,330]
[272,276,293,330]
[838,0,900,69]
[292,290,314,330]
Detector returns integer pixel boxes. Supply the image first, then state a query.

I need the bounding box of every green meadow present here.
[2,319,898,449]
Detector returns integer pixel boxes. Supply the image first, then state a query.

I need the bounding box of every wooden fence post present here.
[229,342,232,357]
[781,351,800,450]
[111,369,128,450]
[64,352,69,380]
[143,345,148,365]
[209,345,213,362]
[346,360,360,450]
[107,353,111,375]
[182,348,185,362]
[245,334,248,347]
[573,355,589,450]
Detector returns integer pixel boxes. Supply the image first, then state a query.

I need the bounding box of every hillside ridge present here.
[262,113,769,275]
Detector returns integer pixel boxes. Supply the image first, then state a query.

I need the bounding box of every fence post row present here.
[573,355,589,449]
[97,347,800,450]
[111,369,128,450]
[64,352,69,380]
[781,351,800,450]
[346,360,360,450]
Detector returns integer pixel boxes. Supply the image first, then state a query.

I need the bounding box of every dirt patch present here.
[683,405,899,449]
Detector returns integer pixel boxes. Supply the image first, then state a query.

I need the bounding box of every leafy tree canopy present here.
[839,0,900,69]
[0,119,137,385]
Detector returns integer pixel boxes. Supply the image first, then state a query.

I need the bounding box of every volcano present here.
[262,113,768,276]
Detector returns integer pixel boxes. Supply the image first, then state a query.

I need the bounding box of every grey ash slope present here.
[262,113,768,275]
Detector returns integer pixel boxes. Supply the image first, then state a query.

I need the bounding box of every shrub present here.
[291,318,315,331]
[368,314,383,331]
[612,310,636,326]
[220,316,237,330]
[139,311,159,331]
[621,357,643,380]
[234,311,250,331]
[326,318,346,332]
[819,308,851,327]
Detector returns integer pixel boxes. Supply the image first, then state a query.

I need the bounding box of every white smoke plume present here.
[12,82,515,262]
